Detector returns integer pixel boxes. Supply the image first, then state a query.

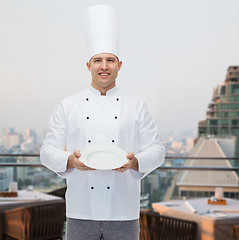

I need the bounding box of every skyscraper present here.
[25,128,37,144]
[198,66,239,157]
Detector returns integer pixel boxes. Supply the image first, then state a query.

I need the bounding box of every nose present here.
[101,60,108,70]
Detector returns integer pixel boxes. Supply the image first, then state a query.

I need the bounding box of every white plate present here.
[80,145,128,170]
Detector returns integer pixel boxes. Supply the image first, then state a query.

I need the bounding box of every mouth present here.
[99,73,110,76]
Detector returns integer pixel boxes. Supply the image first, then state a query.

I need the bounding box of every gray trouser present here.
[66,217,140,240]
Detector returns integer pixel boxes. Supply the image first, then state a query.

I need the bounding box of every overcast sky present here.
[1,0,239,138]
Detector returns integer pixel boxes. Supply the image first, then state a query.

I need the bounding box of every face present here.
[86,53,122,94]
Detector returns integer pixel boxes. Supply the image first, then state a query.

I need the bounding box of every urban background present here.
[1,66,239,208]
[1,0,239,210]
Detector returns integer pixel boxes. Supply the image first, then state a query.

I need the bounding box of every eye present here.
[94,59,101,63]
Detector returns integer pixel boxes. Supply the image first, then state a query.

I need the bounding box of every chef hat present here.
[84,5,119,60]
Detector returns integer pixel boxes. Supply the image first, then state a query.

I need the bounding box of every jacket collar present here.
[90,85,118,96]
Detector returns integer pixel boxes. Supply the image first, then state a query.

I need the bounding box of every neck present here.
[91,83,116,95]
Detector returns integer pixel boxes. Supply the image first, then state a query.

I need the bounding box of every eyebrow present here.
[90,56,119,63]
[93,57,116,60]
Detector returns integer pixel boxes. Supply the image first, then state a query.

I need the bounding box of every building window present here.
[220,86,226,95]
[181,191,187,197]
[189,191,195,197]
[209,120,218,125]
[196,191,203,197]
[232,120,239,125]
[219,119,229,125]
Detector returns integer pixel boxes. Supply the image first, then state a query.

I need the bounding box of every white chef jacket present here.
[40,86,165,221]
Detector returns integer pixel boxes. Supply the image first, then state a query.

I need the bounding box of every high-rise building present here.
[25,128,37,144]
[4,133,23,149]
[198,66,239,157]
[6,128,15,134]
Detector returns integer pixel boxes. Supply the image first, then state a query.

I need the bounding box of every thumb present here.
[127,152,134,160]
[73,150,81,158]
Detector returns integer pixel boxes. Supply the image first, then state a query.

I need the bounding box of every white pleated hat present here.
[84,5,119,60]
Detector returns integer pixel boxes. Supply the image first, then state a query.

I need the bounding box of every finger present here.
[76,161,95,171]
[123,160,131,168]
[117,165,129,172]
[85,168,96,171]
[115,168,124,172]
[75,162,84,169]
[74,157,84,168]
[120,167,128,172]
[74,156,84,165]
[73,150,81,158]
[79,161,85,167]
[113,167,124,172]
[84,165,96,170]
[127,152,135,160]
[113,167,122,171]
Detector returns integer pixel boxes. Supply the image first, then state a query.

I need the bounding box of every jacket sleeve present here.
[40,101,72,176]
[135,101,165,177]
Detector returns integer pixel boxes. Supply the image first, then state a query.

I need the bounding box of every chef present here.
[40,5,165,240]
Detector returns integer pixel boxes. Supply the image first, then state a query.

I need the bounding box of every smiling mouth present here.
[99,73,110,76]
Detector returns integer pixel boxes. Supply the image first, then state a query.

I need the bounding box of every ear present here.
[118,61,122,71]
[86,62,91,71]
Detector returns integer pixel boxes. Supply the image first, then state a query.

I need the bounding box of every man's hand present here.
[114,152,139,172]
[67,150,95,171]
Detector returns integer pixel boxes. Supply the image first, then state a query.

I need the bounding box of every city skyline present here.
[0,126,195,156]
[0,126,196,139]
[1,0,239,136]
